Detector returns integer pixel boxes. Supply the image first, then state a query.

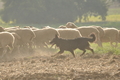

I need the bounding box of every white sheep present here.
[90,26,105,39]
[7,28,36,53]
[64,22,102,47]
[66,22,78,28]
[58,25,67,28]
[23,26,39,30]
[56,28,82,39]
[7,28,36,44]
[0,32,15,58]
[86,26,105,47]
[11,32,22,54]
[4,26,20,31]
[77,26,102,47]
[33,27,59,48]
[0,26,5,32]
[101,28,119,47]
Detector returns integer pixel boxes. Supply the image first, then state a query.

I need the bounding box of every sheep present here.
[11,32,22,54]
[118,30,120,43]
[101,28,119,47]
[90,26,105,39]
[33,27,60,49]
[50,33,96,57]
[56,28,82,39]
[86,26,105,47]
[23,26,39,30]
[58,25,67,28]
[4,26,20,31]
[77,26,102,47]
[7,28,36,44]
[0,32,15,58]
[65,22,102,47]
[66,22,78,28]
[0,26,5,32]
[7,28,36,53]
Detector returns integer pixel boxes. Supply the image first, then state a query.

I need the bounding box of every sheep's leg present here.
[50,44,55,48]
[44,42,48,48]
[110,42,113,47]
[115,42,118,47]
[50,44,57,49]
[50,44,54,48]
[12,46,20,54]
[110,41,117,47]
[96,40,102,47]
[8,43,14,54]
[1,48,7,58]
[80,49,86,56]
[111,41,118,48]
[51,49,64,57]
[69,50,75,57]
[28,42,35,54]
[38,42,47,49]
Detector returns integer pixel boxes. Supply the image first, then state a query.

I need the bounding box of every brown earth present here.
[0,49,120,80]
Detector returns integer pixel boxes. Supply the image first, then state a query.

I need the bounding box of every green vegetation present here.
[65,43,120,55]
[93,43,120,55]
[75,21,120,29]
[0,0,108,24]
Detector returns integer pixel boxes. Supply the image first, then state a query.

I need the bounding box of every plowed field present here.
[0,50,120,80]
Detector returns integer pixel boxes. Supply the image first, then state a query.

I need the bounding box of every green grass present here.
[75,21,120,29]
[65,43,120,55]
[93,43,120,55]
[86,15,120,22]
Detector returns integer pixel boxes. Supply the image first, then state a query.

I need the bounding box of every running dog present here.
[50,33,96,57]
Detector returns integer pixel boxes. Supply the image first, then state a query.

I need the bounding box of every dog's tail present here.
[88,33,96,43]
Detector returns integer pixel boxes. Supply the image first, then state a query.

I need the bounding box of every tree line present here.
[0,0,114,24]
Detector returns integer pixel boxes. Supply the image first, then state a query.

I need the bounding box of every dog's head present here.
[50,34,59,44]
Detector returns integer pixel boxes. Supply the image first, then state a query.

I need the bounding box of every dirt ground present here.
[0,50,120,80]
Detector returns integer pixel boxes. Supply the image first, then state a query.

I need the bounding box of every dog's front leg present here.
[69,50,75,58]
[51,50,64,57]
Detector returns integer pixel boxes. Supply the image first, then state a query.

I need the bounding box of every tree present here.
[0,0,109,24]
[75,0,108,22]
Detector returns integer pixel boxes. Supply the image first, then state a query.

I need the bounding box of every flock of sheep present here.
[0,22,120,58]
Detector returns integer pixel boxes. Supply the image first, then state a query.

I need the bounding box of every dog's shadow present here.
[80,53,101,59]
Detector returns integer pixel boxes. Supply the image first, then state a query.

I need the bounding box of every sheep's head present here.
[66,22,72,27]
[66,22,77,28]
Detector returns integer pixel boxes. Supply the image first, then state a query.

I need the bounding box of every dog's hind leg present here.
[69,50,75,57]
[80,49,86,56]
[86,47,94,54]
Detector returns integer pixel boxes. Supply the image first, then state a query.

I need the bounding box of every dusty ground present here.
[0,50,120,80]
